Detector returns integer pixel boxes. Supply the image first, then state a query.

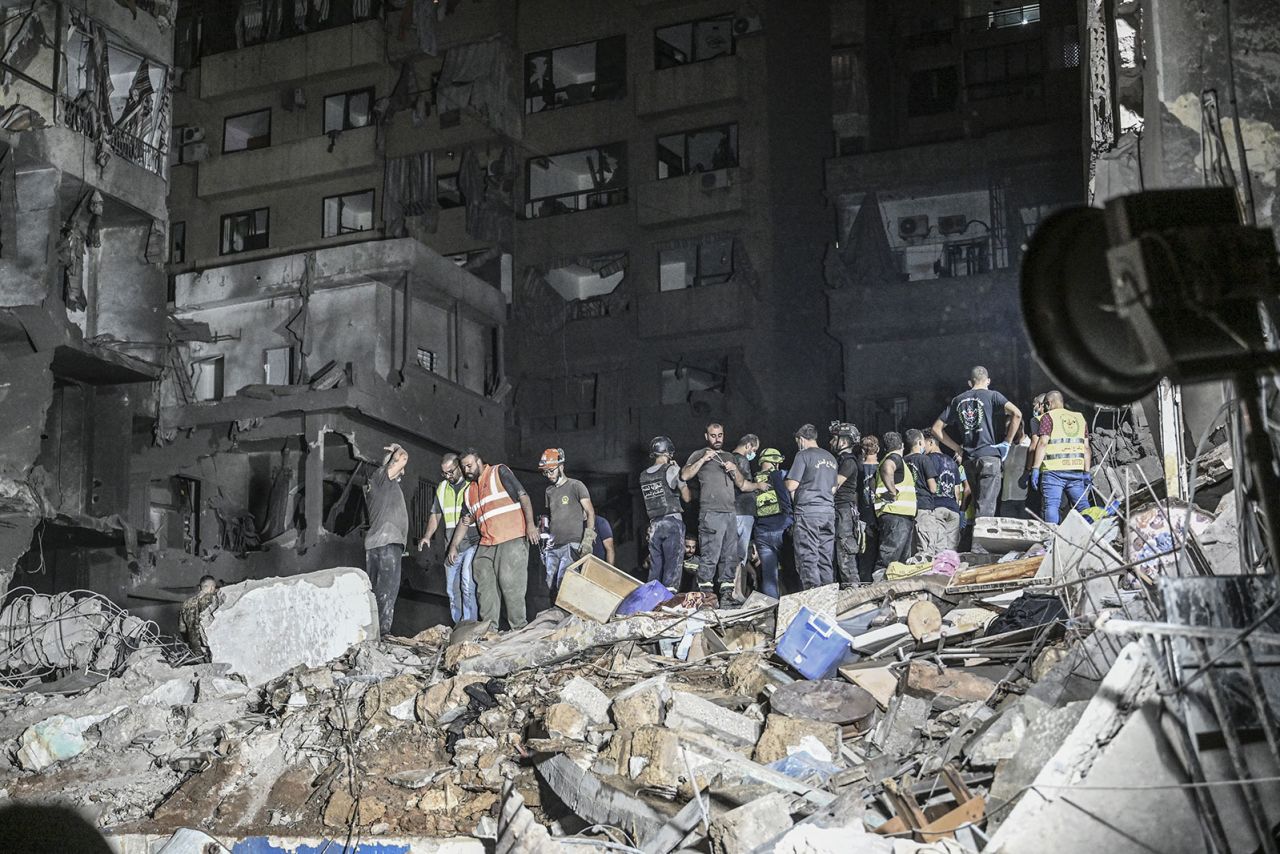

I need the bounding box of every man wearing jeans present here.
[751,447,792,597]
[418,453,477,624]
[363,444,410,636]
[1029,390,1093,523]
[539,448,595,598]
[931,366,1022,520]
[640,436,691,592]
[786,424,839,589]
[730,434,761,582]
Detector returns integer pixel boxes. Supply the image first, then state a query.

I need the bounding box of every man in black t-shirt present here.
[829,421,863,586]
[917,434,963,555]
[931,366,1022,520]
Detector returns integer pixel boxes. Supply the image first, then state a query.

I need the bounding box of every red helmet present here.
[538,448,565,470]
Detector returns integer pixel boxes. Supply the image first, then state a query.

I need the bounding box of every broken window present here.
[658,235,735,291]
[965,41,1043,100]
[525,142,627,219]
[525,35,626,113]
[655,16,734,69]
[220,207,269,255]
[170,222,186,264]
[323,87,373,133]
[525,374,598,432]
[150,476,200,554]
[223,108,271,153]
[437,173,465,209]
[906,67,959,116]
[263,346,294,385]
[416,347,439,373]
[543,253,627,303]
[657,124,738,179]
[192,356,224,402]
[660,356,727,405]
[322,190,374,237]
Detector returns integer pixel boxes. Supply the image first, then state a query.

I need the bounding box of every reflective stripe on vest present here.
[874,451,917,517]
[754,471,781,517]
[1041,408,1088,472]
[465,464,525,546]
[436,479,466,532]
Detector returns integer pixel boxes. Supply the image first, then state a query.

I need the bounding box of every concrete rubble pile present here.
[0,501,1273,853]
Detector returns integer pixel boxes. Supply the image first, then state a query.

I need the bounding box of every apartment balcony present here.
[635,56,740,117]
[638,279,746,339]
[199,19,383,99]
[197,125,377,199]
[634,168,743,227]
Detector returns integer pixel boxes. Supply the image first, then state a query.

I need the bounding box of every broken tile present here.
[667,691,762,749]
[559,675,611,725]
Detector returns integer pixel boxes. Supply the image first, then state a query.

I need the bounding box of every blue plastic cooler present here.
[776,606,854,679]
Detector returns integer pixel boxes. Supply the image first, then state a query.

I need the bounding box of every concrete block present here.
[667,691,761,749]
[754,715,842,764]
[544,703,588,741]
[611,675,670,729]
[709,792,793,854]
[904,661,998,710]
[776,584,839,639]
[559,676,611,725]
[971,516,1051,553]
[201,567,377,687]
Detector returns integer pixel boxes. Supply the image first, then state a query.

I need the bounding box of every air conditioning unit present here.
[938,214,968,235]
[733,15,763,36]
[898,215,929,240]
[700,168,734,191]
[179,126,204,144]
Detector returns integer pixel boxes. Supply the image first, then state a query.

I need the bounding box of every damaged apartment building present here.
[1,0,514,634]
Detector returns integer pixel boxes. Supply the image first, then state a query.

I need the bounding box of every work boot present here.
[719,582,740,606]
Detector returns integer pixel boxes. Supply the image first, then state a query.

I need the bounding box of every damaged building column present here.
[303,415,328,551]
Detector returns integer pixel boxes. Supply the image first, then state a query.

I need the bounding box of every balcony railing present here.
[524,187,628,220]
[60,95,168,178]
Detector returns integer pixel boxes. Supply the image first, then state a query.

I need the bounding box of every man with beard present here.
[447,448,538,629]
[418,452,478,623]
[538,448,596,598]
[681,422,765,601]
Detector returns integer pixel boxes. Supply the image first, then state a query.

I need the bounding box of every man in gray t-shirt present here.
[364,444,410,635]
[680,422,764,600]
[785,424,838,589]
[539,448,596,596]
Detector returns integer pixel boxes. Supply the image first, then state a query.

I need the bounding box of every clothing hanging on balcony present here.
[353,0,372,18]
[237,0,264,46]
[382,151,437,238]
[437,36,522,140]
[313,0,331,22]
[411,0,438,56]
[458,144,514,248]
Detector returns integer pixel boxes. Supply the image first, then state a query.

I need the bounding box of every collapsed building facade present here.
[0,1,1276,852]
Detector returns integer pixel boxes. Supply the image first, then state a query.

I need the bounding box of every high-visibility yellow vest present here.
[436,479,467,531]
[1041,408,1088,472]
[874,451,917,517]
[754,471,781,517]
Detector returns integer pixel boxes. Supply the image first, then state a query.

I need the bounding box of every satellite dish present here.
[1020,206,1161,405]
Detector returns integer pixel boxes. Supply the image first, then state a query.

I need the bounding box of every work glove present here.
[993,441,1010,460]
[1029,469,1041,490]
[579,526,597,555]
[1018,472,1032,490]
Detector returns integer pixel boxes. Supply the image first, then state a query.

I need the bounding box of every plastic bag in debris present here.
[983,593,1067,637]
[766,750,842,784]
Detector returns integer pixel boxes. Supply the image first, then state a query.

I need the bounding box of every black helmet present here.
[649,435,676,457]
[828,420,861,443]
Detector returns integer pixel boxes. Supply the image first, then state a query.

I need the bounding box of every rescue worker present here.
[901,429,933,557]
[640,436,692,593]
[418,452,478,624]
[1029,390,1093,523]
[364,443,410,636]
[873,431,917,575]
[829,421,864,587]
[918,434,964,554]
[751,447,793,598]
[857,435,880,582]
[1019,394,1049,513]
[446,448,538,629]
[538,448,596,598]
[786,424,838,589]
[730,434,761,581]
[178,575,219,657]
[681,422,767,602]
[931,366,1022,520]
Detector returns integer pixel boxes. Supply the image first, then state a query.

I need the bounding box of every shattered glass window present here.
[322,190,374,237]
[524,35,626,114]
[657,124,738,179]
[655,17,734,69]
[525,142,628,219]
[220,208,269,255]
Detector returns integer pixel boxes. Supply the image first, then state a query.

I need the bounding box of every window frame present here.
[219,207,270,256]
[524,141,629,220]
[321,188,376,238]
[655,121,739,180]
[524,34,627,114]
[657,235,736,291]
[436,172,465,209]
[221,107,272,154]
[169,221,186,265]
[323,86,375,134]
[654,15,736,69]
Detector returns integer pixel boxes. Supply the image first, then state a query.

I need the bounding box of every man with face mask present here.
[681,422,766,601]
[538,448,596,597]
[418,452,478,623]
[730,434,761,582]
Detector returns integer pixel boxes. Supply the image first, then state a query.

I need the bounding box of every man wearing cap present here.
[364,443,410,635]
[751,447,793,597]
[786,424,839,589]
[539,448,596,598]
[640,436,692,592]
